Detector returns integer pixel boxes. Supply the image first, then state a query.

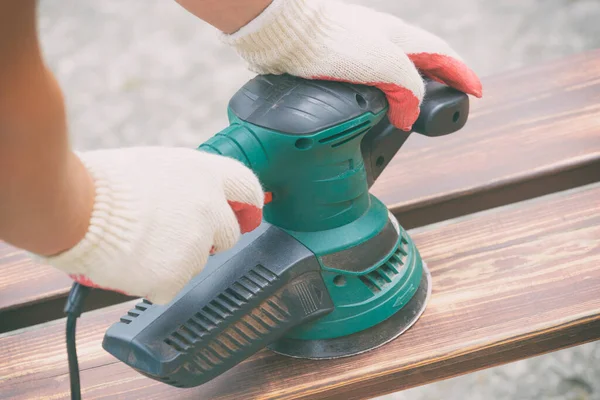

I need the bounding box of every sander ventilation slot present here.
[162,264,284,360]
[318,120,373,147]
[119,299,153,325]
[359,233,409,294]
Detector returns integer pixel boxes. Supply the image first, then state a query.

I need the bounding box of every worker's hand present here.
[38,147,264,304]
[222,0,482,131]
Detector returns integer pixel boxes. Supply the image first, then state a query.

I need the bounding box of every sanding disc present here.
[267,262,432,360]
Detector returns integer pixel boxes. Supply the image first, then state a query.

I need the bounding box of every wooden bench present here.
[1,50,599,399]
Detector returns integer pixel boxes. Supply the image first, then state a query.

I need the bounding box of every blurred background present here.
[37,1,600,399]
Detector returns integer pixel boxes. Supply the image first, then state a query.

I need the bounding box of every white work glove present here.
[222,0,482,131]
[40,148,264,304]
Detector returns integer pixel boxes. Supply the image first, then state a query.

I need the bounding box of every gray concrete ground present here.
[37,1,600,399]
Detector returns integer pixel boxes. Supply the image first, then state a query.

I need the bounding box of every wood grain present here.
[2,182,599,400]
[374,49,600,227]
[2,50,600,330]
[0,243,70,312]
[0,244,133,333]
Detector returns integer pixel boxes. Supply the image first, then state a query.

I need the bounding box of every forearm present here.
[175,0,273,33]
[0,1,94,256]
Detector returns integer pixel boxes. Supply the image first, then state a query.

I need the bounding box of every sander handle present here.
[362,80,469,187]
[102,224,333,388]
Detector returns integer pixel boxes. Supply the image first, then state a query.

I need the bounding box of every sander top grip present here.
[200,75,470,231]
[203,75,469,191]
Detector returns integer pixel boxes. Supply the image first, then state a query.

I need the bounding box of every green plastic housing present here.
[199,108,419,340]
[201,109,384,233]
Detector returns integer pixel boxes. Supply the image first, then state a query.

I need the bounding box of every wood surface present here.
[2,182,599,400]
[0,244,71,333]
[374,49,600,227]
[0,244,133,333]
[2,50,600,331]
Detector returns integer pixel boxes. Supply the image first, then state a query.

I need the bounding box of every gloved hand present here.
[38,148,264,304]
[222,0,482,131]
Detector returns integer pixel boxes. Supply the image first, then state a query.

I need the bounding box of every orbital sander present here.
[101,74,470,388]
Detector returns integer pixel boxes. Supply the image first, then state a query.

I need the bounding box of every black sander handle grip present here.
[362,79,469,187]
[413,79,470,136]
[102,225,333,388]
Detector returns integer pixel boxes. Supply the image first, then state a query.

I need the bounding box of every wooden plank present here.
[1,50,600,330]
[2,182,599,400]
[0,243,73,334]
[0,244,133,333]
[374,49,600,228]
[0,243,70,311]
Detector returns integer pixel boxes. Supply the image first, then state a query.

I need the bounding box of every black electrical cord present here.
[64,282,91,400]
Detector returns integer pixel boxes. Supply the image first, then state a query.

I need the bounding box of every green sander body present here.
[102,75,469,387]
